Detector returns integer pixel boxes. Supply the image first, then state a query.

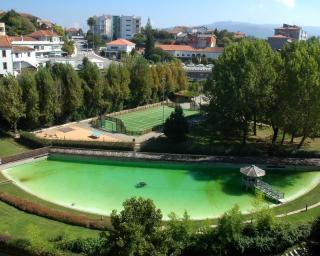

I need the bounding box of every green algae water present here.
[3,155,320,219]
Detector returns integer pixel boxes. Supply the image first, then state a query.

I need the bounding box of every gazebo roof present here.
[240,165,266,178]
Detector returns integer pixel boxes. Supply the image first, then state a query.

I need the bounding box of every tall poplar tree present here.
[0,76,25,133]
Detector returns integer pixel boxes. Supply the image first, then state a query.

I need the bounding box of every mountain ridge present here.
[206,21,320,38]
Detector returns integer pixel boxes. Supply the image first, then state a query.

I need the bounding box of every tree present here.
[0,76,25,133]
[105,63,130,111]
[62,40,75,56]
[216,205,244,254]
[308,217,320,254]
[86,33,104,50]
[80,58,107,117]
[51,63,83,121]
[18,71,40,129]
[205,39,277,144]
[280,40,320,149]
[131,33,145,48]
[87,17,96,49]
[107,197,166,256]
[52,24,65,37]
[87,17,96,32]
[165,211,192,255]
[129,57,153,106]
[35,67,59,125]
[0,10,36,36]
[144,18,155,59]
[164,106,189,142]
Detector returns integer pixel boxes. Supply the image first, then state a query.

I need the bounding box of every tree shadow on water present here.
[187,167,248,196]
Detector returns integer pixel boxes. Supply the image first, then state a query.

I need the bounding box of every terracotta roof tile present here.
[157,44,195,51]
[66,28,79,32]
[157,44,224,53]
[9,36,38,42]
[12,46,35,53]
[28,30,58,38]
[107,39,135,46]
[0,36,11,48]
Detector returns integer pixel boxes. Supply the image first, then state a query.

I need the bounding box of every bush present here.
[0,192,110,230]
[164,106,189,143]
[58,237,103,255]
[19,131,134,151]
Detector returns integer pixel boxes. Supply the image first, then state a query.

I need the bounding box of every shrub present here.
[164,106,189,143]
[0,192,110,230]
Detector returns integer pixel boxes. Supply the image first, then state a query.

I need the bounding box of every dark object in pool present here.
[135,182,147,188]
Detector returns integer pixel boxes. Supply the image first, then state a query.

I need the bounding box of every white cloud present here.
[275,0,296,8]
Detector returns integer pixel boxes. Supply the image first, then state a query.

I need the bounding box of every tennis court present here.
[103,106,199,134]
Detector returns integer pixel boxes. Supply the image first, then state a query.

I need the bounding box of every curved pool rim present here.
[2,156,320,220]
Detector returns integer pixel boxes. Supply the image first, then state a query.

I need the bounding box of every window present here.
[28,52,31,57]
[3,62,7,70]
[2,50,6,58]
[15,53,19,58]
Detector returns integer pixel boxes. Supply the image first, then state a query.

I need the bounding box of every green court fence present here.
[95,102,199,136]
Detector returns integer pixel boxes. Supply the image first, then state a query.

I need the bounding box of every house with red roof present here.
[0,35,38,76]
[157,44,224,61]
[268,24,307,50]
[102,39,136,58]
[0,24,64,76]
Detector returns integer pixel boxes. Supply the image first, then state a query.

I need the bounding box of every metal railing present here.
[255,179,285,201]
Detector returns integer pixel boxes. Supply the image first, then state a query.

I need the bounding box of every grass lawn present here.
[103,106,198,133]
[0,136,29,157]
[282,206,320,224]
[0,201,99,241]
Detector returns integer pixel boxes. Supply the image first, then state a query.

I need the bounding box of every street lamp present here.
[162,76,166,125]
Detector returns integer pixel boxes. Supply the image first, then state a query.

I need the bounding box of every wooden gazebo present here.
[240,165,284,202]
[240,165,266,189]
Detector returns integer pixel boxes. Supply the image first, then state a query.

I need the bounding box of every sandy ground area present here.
[35,125,119,142]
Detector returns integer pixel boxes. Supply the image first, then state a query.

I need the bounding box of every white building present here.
[101,38,136,59]
[92,15,115,39]
[92,15,141,40]
[0,36,38,76]
[0,25,64,76]
[0,23,5,36]
[119,16,141,40]
[157,45,224,60]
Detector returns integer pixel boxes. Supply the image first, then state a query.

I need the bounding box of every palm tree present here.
[87,17,96,50]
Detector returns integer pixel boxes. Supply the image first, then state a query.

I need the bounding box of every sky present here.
[1,0,320,29]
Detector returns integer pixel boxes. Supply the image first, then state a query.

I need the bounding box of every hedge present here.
[18,131,135,151]
[0,192,110,230]
[140,137,320,158]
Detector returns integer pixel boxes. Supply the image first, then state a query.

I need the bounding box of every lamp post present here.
[162,76,166,125]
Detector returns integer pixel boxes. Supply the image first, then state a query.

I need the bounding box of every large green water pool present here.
[3,155,320,219]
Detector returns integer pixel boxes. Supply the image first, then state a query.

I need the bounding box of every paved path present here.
[276,201,320,218]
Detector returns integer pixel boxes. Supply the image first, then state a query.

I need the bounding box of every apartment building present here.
[119,16,141,40]
[92,15,141,40]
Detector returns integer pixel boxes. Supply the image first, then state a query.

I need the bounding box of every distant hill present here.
[206,21,320,39]
[0,9,56,36]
